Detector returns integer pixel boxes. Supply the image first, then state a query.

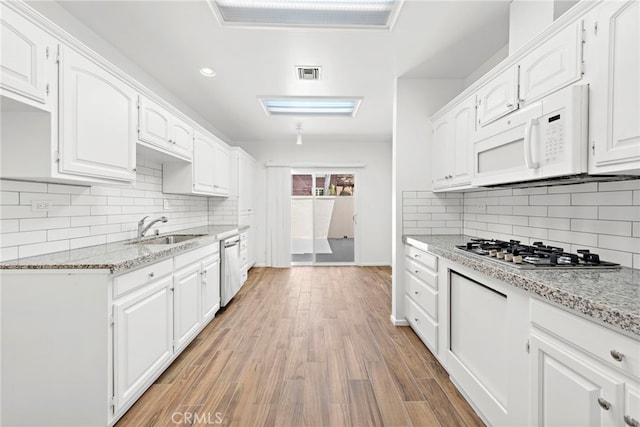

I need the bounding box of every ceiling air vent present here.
[296,66,321,80]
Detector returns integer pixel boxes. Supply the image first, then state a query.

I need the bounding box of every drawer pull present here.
[414,291,419,295]
[624,415,639,427]
[148,272,155,278]
[414,318,420,323]
[597,397,611,411]
[610,349,624,362]
[414,270,419,274]
[414,254,420,258]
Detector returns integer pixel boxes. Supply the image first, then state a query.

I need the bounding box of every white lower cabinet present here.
[113,275,173,412]
[0,243,220,426]
[530,299,640,427]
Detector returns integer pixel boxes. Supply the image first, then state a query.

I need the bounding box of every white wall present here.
[509,0,555,55]
[392,77,464,323]
[239,141,392,267]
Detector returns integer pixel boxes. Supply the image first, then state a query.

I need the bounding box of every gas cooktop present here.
[455,238,621,269]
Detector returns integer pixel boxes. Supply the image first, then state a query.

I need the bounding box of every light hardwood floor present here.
[116,266,485,427]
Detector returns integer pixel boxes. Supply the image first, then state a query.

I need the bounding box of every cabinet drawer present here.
[404,245,438,271]
[405,258,438,290]
[174,243,219,270]
[531,299,640,379]
[405,272,438,320]
[240,239,248,251]
[405,295,438,352]
[240,249,248,267]
[113,259,173,299]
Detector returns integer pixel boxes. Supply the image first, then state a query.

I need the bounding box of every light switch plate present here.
[163,199,170,210]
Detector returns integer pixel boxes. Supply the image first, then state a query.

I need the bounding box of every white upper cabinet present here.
[432,96,474,192]
[163,130,230,197]
[589,0,640,175]
[0,3,53,109]
[138,96,192,161]
[59,45,137,182]
[519,21,583,105]
[212,140,230,196]
[476,66,519,128]
[237,150,256,214]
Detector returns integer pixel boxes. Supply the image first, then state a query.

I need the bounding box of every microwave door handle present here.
[524,118,539,169]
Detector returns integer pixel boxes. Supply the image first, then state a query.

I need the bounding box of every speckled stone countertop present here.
[0,225,247,274]
[404,235,640,339]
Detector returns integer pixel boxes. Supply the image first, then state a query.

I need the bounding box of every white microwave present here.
[472,84,588,187]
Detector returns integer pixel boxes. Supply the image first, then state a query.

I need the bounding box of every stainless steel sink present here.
[128,234,206,245]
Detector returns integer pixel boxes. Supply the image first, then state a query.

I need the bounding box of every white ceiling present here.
[45,0,510,145]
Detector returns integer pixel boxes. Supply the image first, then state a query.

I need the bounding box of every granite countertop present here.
[0,225,247,274]
[404,234,640,339]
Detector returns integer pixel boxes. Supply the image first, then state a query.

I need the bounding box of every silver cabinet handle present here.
[414,254,420,258]
[597,397,611,410]
[624,415,639,427]
[506,103,514,108]
[414,318,420,323]
[610,349,624,361]
[148,272,154,278]
[414,291,419,295]
[414,270,419,274]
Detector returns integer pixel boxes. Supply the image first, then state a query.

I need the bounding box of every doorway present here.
[291,171,356,265]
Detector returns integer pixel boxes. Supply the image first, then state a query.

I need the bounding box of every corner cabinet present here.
[59,45,137,182]
[589,0,640,175]
[163,130,230,197]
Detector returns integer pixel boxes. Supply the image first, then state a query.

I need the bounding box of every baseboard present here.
[358,262,392,267]
[390,314,409,326]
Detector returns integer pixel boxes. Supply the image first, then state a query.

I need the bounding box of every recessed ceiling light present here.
[200,67,216,77]
[259,96,362,117]
[209,0,403,29]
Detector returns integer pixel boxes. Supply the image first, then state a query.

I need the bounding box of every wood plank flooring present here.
[116,266,485,427]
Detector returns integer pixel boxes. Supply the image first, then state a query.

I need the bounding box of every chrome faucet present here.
[137,216,168,240]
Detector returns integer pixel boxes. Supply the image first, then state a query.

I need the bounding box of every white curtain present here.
[266,166,292,267]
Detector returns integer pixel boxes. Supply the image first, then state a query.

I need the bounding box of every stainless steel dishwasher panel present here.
[220,235,241,307]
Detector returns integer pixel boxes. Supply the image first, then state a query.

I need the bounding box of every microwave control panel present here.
[539,111,566,165]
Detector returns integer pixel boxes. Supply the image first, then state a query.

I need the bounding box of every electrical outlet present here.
[477,201,487,213]
[31,200,52,211]
[163,199,170,210]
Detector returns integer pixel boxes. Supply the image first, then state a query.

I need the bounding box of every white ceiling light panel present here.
[209,0,403,29]
[259,96,362,117]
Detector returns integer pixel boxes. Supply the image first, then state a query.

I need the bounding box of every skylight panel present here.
[259,97,362,117]
[210,0,402,29]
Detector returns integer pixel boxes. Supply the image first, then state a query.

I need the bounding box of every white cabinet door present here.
[0,4,52,107]
[451,97,474,186]
[138,96,192,161]
[212,140,230,196]
[625,383,640,427]
[530,332,624,427]
[113,276,173,412]
[193,131,216,193]
[59,46,137,182]
[138,96,171,150]
[431,116,451,190]
[590,0,640,174]
[173,263,202,351]
[238,152,256,214]
[519,21,583,105]
[170,116,193,160]
[476,65,519,127]
[201,254,220,321]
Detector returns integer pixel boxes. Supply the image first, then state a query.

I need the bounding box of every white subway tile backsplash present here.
[572,191,633,206]
[1,230,46,247]
[530,194,570,206]
[19,240,69,258]
[0,160,211,262]
[402,181,639,269]
[1,191,19,205]
[548,206,598,219]
[20,217,70,231]
[571,219,631,237]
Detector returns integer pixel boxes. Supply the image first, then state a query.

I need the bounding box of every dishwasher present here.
[220,234,241,307]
